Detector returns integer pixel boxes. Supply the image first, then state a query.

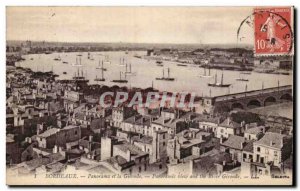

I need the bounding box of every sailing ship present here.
[156,60,163,67]
[72,56,83,67]
[236,74,249,81]
[104,55,111,64]
[112,72,128,83]
[177,63,188,67]
[156,68,175,81]
[94,65,105,82]
[54,55,61,61]
[88,52,94,60]
[96,60,107,71]
[199,67,212,78]
[73,68,89,83]
[119,57,125,66]
[240,71,251,75]
[208,72,231,87]
[125,63,136,76]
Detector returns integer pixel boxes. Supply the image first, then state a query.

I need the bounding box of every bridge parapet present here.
[213,85,292,103]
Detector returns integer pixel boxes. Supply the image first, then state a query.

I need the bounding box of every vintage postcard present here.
[6,6,294,186]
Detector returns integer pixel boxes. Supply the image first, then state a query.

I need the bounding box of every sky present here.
[6,7,254,44]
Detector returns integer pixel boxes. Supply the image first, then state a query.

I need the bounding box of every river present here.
[17,51,293,97]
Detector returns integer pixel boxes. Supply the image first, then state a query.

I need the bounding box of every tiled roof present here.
[105,155,135,170]
[220,118,240,129]
[62,125,79,130]
[152,116,183,129]
[222,135,246,150]
[114,142,147,158]
[254,132,287,149]
[243,141,254,153]
[132,135,153,144]
[37,128,60,138]
[245,126,264,134]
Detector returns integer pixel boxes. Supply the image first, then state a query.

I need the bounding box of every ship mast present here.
[214,73,217,84]
[221,72,224,85]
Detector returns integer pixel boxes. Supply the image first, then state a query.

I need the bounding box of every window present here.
[144,164,147,171]
[257,147,260,152]
[162,134,165,139]
[274,151,278,157]
[159,164,162,169]
[265,149,269,154]
[139,167,142,173]
[74,130,77,135]
[243,153,247,159]
[163,142,166,146]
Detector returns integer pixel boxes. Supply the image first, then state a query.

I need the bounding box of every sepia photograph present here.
[5,6,294,186]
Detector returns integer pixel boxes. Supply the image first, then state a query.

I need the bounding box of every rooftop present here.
[219,118,241,129]
[245,126,265,135]
[114,142,148,158]
[254,132,288,149]
[37,128,60,138]
[221,135,246,150]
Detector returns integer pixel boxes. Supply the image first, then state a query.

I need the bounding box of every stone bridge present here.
[203,85,293,113]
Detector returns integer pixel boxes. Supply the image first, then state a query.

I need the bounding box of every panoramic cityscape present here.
[6,7,294,185]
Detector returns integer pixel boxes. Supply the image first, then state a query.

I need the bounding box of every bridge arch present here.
[280,93,292,101]
[264,96,277,106]
[231,102,244,110]
[247,99,262,109]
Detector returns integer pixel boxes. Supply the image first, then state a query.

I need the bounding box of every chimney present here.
[89,135,93,142]
[245,124,249,131]
[241,121,245,127]
[53,145,58,153]
[241,142,246,149]
[227,118,231,125]
[126,150,131,162]
[222,160,226,166]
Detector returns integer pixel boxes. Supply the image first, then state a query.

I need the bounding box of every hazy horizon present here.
[7,7,254,45]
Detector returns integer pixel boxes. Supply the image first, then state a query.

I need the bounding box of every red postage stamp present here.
[254,7,293,55]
